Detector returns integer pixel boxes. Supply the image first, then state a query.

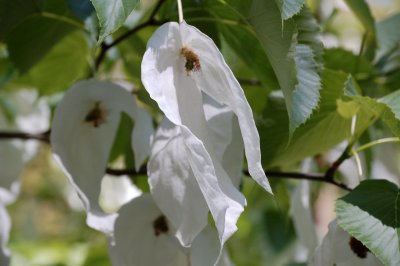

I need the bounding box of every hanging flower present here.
[109,193,232,266]
[312,220,383,266]
[142,21,271,246]
[51,80,153,235]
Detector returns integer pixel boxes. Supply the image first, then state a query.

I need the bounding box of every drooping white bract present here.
[148,94,245,248]
[109,193,232,266]
[142,21,271,246]
[51,80,153,235]
[312,220,383,266]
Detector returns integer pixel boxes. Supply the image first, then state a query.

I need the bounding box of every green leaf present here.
[1,0,83,73]
[336,179,400,266]
[375,14,400,60]
[259,69,385,168]
[90,0,140,43]
[0,0,39,40]
[5,31,90,95]
[249,2,322,135]
[380,90,400,121]
[378,89,400,137]
[324,48,375,76]
[274,0,305,20]
[6,16,78,73]
[259,69,349,167]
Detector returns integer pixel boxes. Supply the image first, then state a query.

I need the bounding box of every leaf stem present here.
[353,137,400,153]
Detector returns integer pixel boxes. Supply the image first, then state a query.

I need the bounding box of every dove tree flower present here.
[142,21,271,246]
[109,193,232,266]
[51,80,153,235]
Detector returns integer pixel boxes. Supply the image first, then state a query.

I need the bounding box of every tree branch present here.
[324,146,351,181]
[0,130,50,143]
[95,0,167,70]
[244,170,351,191]
[0,129,351,191]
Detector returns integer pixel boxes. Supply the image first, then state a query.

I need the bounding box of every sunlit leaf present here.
[1,0,83,73]
[90,0,140,43]
[5,31,90,95]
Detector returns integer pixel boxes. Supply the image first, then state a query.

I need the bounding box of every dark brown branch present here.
[0,129,351,191]
[106,165,147,176]
[95,0,167,70]
[0,130,50,143]
[324,145,351,181]
[245,170,351,191]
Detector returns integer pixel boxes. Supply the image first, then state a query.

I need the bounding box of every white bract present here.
[51,80,153,235]
[109,193,232,266]
[142,21,271,246]
[312,220,383,266]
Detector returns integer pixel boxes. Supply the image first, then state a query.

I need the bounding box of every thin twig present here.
[95,0,167,69]
[0,130,50,143]
[245,170,351,191]
[324,146,351,181]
